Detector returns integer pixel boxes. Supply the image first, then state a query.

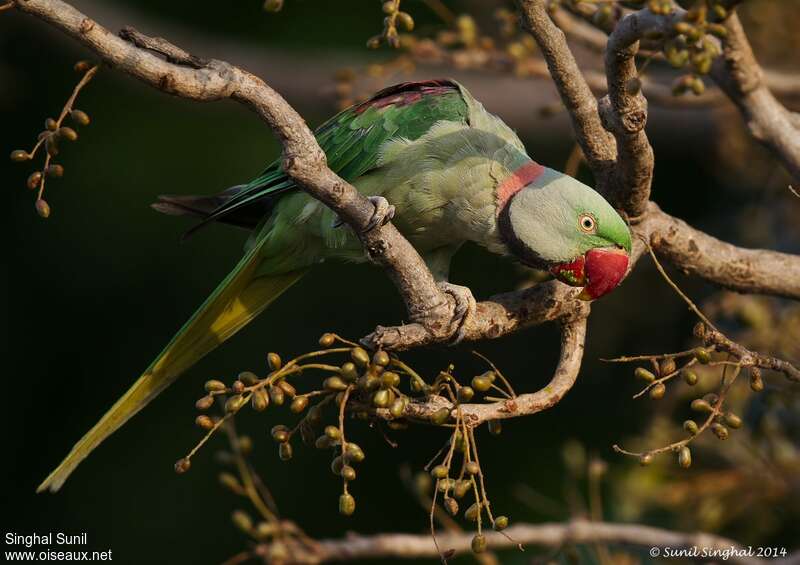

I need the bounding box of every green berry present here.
[339,493,355,516]
[204,379,226,392]
[694,347,711,364]
[267,352,282,371]
[372,350,390,366]
[691,398,713,413]
[635,367,656,382]
[341,465,356,481]
[324,376,348,391]
[649,383,666,399]
[431,465,449,479]
[724,412,742,429]
[711,423,729,440]
[457,386,475,403]
[351,347,370,367]
[678,446,692,468]
[494,516,509,531]
[430,407,450,425]
[471,534,487,554]
[290,396,308,413]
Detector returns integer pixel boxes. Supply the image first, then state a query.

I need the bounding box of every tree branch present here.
[700,326,799,383]
[363,279,590,351]
[377,313,588,426]
[515,0,617,193]
[643,203,800,301]
[254,519,800,565]
[711,13,800,182]
[599,8,679,216]
[11,0,463,341]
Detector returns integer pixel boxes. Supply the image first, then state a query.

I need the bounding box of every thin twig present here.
[641,235,718,332]
[614,364,742,459]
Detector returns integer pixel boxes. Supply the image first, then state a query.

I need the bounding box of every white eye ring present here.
[578,213,596,233]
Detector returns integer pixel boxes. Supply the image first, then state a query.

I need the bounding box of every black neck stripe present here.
[497,195,548,270]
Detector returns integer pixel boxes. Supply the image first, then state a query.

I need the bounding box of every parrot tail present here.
[37,238,307,493]
[152,187,273,234]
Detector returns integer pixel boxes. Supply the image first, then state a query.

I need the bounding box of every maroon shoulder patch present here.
[354,79,458,113]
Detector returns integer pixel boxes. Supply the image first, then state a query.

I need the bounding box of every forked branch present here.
[385,313,589,425]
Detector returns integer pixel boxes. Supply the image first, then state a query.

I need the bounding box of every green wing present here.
[192,80,469,230]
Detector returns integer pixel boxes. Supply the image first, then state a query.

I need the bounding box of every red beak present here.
[578,247,629,300]
[550,247,629,301]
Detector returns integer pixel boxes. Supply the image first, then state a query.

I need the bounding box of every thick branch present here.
[711,14,800,181]
[599,8,678,216]
[12,0,458,339]
[643,203,800,301]
[364,280,588,350]
[515,0,617,192]
[380,314,588,426]
[256,519,800,565]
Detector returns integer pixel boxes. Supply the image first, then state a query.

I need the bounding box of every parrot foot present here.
[332,196,396,231]
[437,282,476,345]
[365,196,396,231]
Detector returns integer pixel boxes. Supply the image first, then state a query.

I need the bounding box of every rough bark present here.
[643,204,800,301]
[380,314,588,425]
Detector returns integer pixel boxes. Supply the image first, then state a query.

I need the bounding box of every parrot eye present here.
[578,213,597,234]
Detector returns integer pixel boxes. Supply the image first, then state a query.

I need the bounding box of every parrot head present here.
[497,163,632,300]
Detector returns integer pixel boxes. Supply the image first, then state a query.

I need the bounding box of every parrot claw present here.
[437,282,476,345]
[331,196,395,231]
[365,196,396,231]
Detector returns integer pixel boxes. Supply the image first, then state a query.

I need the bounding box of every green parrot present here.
[38,79,631,492]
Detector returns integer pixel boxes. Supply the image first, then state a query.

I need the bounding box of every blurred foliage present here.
[613,293,800,544]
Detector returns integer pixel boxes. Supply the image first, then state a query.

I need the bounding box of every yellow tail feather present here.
[37,244,307,493]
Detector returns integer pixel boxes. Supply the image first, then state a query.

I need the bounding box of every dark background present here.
[2,1,798,563]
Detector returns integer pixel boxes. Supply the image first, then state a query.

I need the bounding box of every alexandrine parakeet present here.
[39,79,631,492]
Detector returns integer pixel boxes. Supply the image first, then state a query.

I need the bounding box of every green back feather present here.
[192,81,470,230]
